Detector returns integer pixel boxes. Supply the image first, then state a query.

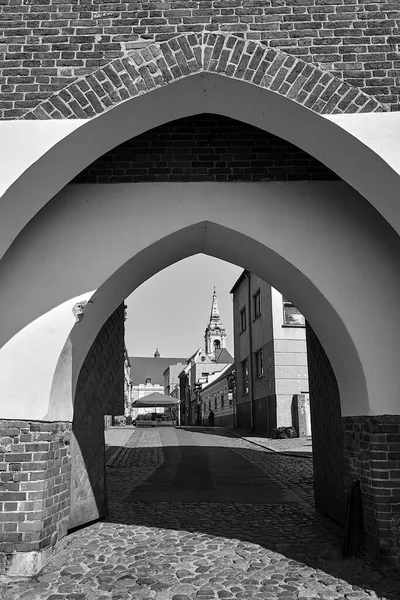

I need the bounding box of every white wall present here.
[1,75,400,423]
[0,181,399,421]
[2,74,400,268]
[0,291,93,421]
[271,287,308,397]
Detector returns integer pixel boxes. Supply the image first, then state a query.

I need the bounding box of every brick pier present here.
[0,421,71,577]
[343,415,400,575]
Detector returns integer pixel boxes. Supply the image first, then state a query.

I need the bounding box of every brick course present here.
[0,2,398,116]
[16,33,386,120]
[343,415,400,577]
[0,420,71,573]
[74,113,339,183]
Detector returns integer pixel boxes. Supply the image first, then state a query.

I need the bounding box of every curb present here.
[221,427,313,461]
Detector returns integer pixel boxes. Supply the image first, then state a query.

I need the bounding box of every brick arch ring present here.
[24,33,386,120]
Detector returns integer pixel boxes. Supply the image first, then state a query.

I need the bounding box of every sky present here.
[125,255,242,359]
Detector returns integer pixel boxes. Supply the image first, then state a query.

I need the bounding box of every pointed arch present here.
[23,34,385,121]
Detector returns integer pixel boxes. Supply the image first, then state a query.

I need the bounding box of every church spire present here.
[205,287,227,360]
[210,287,220,321]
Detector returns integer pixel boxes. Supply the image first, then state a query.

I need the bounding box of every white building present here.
[231,271,310,436]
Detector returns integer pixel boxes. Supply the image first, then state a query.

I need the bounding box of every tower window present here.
[214,340,221,350]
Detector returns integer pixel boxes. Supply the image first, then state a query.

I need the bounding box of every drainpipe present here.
[245,271,255,433]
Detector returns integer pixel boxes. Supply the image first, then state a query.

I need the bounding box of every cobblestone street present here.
[1,427,399,600]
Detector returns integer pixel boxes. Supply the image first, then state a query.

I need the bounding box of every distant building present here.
[204,287,227,360]
[179,289,234,425]
[164,362,186,399]
[199,363,236,429]
[231,271,310,436]
[129,349,186,418]
[124,347,133,419]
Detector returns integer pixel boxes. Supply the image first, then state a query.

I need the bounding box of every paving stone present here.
[1,427,399,600]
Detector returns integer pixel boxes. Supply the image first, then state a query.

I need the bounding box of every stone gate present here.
[0,0,400,581]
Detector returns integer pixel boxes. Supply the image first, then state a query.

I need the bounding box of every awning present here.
[132,392,179,407]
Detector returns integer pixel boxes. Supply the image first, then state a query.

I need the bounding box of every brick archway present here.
[24,33,386,121]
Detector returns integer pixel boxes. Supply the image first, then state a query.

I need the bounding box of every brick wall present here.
[74,114,337,183]
[343,415,400,576]
[69,303,125,530]
[0,420,71,575]
[0,305,125,575]
[0,1,399,115]
[306,323,346,525]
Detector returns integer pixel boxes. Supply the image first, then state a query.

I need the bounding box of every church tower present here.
[205,287,227,360]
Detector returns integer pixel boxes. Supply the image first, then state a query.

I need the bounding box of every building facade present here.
[199,363,236,429]
[123,347,133,419]
[179,289,234,425]
[164,362,186,400]
[179,347,233,426]
[129,350,186,419]
[231,271,310,436]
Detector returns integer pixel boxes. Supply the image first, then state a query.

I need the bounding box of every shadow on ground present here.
[105,439,399,599]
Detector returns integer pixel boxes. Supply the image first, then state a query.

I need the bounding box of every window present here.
[240,307,246,332]
[208,401,211,411]
[282,297,305,327]
[214,398,217,409]
[255,348,263,378]
[253,289,261,318]
[221,394,224,408]
[242,358,249,394]
[228,392,233,405]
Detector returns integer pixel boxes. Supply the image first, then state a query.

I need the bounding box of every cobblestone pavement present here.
[1,427,399,600]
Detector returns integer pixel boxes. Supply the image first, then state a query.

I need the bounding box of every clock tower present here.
[205,287,227,360]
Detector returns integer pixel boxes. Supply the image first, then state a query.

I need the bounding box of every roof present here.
[132,392,179,407]
[230,269,248,294]
[129,356,187,385]
[214,348,234,363]
[200,363,235,393]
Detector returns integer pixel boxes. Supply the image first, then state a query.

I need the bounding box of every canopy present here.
[132,392,179,408]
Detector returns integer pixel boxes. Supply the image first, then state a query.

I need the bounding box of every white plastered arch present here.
[1,73,400,263]
[0,180,400,422]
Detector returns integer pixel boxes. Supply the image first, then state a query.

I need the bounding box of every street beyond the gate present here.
[1,427,399,600]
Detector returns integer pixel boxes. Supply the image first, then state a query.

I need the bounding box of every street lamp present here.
[227,370,237,428]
